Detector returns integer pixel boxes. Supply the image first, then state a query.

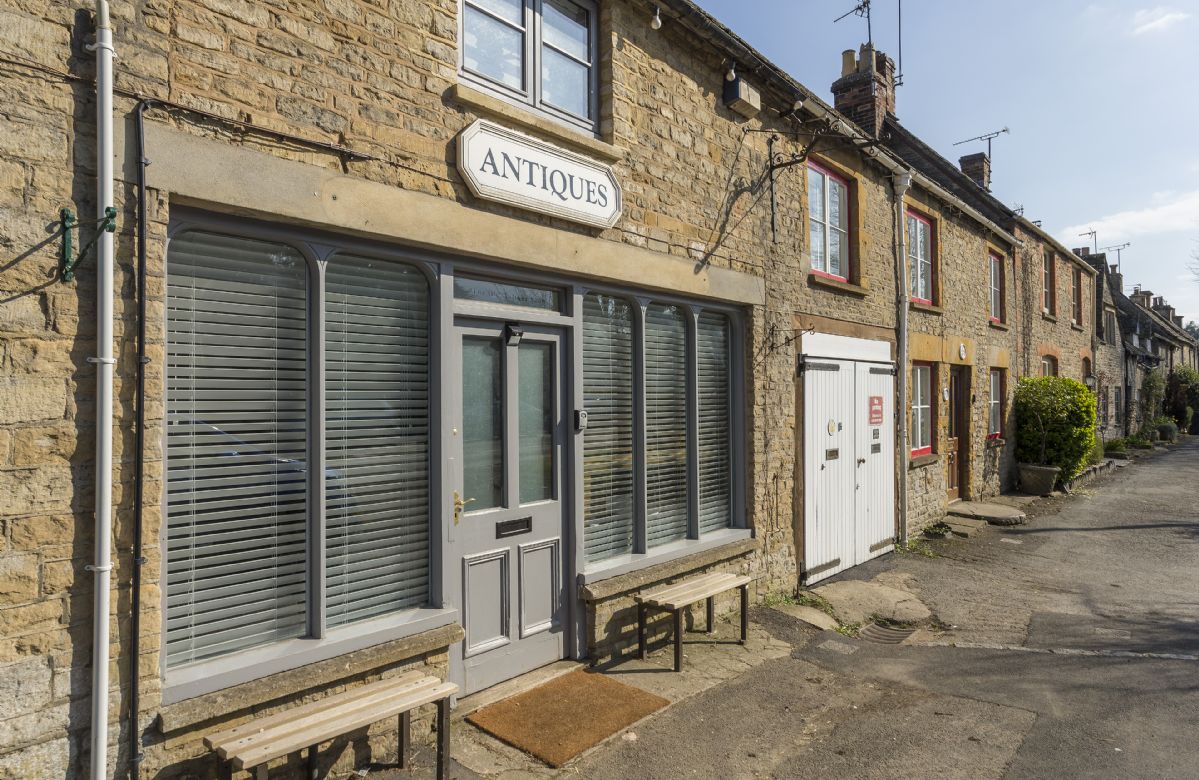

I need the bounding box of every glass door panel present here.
[462,336,504,510]
[519,341,555,504]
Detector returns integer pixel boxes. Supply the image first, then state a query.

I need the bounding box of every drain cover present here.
[859,623,916,644]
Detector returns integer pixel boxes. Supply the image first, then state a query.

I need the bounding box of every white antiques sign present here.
[456,120,622,229]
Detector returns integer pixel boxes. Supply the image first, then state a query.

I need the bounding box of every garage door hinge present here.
[797,357,839,374]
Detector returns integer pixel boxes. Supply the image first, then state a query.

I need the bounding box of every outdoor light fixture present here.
[1085,375,1097,389]
[726,62,737,82]
[650,6,662,29]
[505,323,524,346]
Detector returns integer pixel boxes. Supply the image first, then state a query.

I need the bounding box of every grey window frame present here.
[578,294,747,580]
[459,0,600,133]
[161,211,455,703]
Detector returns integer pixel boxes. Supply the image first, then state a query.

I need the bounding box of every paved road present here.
[575,441,1199,779]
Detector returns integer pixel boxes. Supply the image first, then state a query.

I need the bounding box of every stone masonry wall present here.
[904,189,1018,534]
[0,1,912,777]
[1013,226,1095,382]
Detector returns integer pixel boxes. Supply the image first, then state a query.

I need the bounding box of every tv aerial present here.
[834,0,873,46]
[953,127,1009,159]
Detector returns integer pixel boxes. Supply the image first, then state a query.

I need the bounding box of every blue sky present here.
[694,0,1199,322]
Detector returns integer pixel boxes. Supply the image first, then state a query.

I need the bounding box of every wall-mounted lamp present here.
[650,6,662,30]
[1084,374,1097,389]
[725,62,737,82]
[505,323,524,346]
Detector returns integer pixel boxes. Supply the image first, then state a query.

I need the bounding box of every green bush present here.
[1013,376,1097,482]
[1103,438,1127,455]
[1142,370,1166,421]
[1128,436,1153,450]
[1088,435,1106,465]
[1165,367,1199,428]
[1156,420,1179,443]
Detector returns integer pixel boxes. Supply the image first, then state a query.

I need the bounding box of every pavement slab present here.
[771,603,840,631]
[948,501,1028,525]
[812,579,932,626]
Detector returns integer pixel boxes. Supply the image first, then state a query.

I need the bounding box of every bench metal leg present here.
[706,596,715,634]
[221,760,233,780]
[638,603,647,660]
[398,711,410,769]
[739,584,748,645]
[673,609,683,672]
[256,764,269,780]
[307,744,318,780]
[436,697,451,780]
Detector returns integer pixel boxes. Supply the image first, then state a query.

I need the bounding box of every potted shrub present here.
[1014,376,1097,495]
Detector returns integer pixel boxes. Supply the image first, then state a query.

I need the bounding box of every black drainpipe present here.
[129,97,155,777]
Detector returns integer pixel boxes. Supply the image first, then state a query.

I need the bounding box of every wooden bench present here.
[635,571,752,672]
[203,671,458,780]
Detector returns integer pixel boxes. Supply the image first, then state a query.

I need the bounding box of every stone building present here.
[0,1,937,777]
[1009,224,1097,383]
[828,46,1021,529]
[1084,253,1129,440]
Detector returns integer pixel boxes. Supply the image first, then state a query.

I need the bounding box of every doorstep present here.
[947,501,1028,526]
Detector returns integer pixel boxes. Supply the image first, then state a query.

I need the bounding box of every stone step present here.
[947,501,1027,526]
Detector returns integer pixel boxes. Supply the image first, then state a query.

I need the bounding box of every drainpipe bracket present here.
[87,357,116,365]
[85,564,112,573]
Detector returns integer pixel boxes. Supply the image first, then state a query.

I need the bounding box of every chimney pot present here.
[958,153,991,191]
[841,49,856,77]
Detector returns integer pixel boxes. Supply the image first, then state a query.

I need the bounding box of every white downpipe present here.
[90,2,115,779]
[892,171,912,545]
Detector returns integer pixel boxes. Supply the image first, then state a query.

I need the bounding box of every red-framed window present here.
[911,362,934,455]
[807,161,851,281]
[1042,251,1056,314]
[989,251,1005,323]
[988,368,1004,439]
[907,210,934,304]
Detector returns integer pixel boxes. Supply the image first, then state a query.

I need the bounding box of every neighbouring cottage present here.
[1084,252,1129,440]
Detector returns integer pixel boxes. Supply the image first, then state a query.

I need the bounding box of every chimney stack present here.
[1131,288,1153,309]
[958,153,991,191]
[1072,247,1090,257]
[830,43,896,138]
[1174,315,1184,327]
[1109,264,1123,295]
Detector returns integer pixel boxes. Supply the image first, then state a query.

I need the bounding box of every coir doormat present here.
[466,669,669,767]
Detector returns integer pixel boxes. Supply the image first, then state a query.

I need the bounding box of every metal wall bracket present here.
[60,206,117,283]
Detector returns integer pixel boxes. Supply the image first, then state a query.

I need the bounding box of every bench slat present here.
[654,577,749,610]
[215,676,441,759]
[636,572,733,604]
[233,681,458,770]
[204,670,428,751]
[639,573,749,609]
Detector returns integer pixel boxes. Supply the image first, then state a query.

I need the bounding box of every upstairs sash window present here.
[808,163,850,280]
[907,211,933,304]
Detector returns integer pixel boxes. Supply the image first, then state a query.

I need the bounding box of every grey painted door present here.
[454,320,567,694]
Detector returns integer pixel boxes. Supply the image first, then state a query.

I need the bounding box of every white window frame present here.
[989,251,1004,322]
[1041,355,1058,376]
[807,162,851,281]
[1072,267,1083,324]
[907,211,933,304]
[988,368,1003,438]
[1043,251,1055,314]
[911,363,933,455]
[459,0,599,132]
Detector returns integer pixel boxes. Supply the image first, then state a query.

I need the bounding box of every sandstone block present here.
[9,515,80,551]
[0,600,63,637]
[0,657,53,722]
[0,555,38,602]
[0,378,66,424]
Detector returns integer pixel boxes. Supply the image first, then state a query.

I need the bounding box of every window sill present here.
[1042,312,1058,323]
[986,437,1006,448]
[450,82,624,163]
[909,453,939,469]
[809,273,868,297]
[160,607,460,708]
[580,528,754,590]
[1071,323,1085,332]
[910,300,943,315]
[988,320,1010,331]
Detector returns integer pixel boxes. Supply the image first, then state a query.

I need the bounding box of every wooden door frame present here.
[947,366,971,501]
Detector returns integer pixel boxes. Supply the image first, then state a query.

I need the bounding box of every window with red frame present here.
[911,363,933,455]
[988,368,1004,438]
[807,162,850,280]
[989,251,1004,322]
[907,211,933,303]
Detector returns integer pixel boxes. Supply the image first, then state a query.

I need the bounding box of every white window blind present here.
[165,231,309,667]
[582,294,635,562]
[697,311,732,533]
[645,303,689,547]
[325,255,430,627]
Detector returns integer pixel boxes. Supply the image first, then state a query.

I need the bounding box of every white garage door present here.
[800,340,895,584]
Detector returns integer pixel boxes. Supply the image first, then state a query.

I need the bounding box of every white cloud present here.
[1060,190,1199,243]
[1131,7,1191,35]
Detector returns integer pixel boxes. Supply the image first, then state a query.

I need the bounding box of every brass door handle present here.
[453,491,476,524]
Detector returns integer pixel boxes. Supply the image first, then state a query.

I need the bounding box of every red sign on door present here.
[868,395,884,426]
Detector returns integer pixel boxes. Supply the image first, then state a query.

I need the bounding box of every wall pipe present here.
[891,171,913,544]
[88,2,115,779]
[127,98,156,778]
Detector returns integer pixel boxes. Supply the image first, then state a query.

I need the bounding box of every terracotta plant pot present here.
[1018,463,1060,496]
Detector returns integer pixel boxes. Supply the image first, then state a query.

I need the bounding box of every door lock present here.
[453,490,476,524]
[857,457,866,465]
